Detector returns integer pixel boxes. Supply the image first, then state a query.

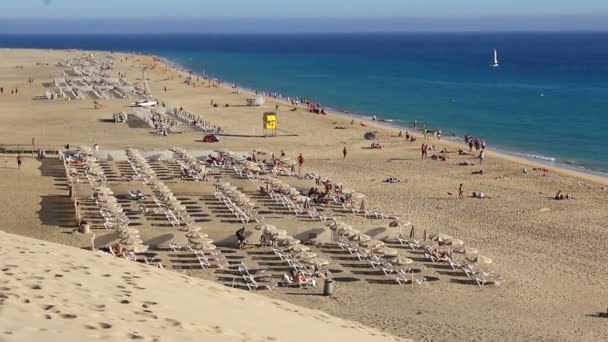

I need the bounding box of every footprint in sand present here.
[41,304,54,311]
[128,332,145,340]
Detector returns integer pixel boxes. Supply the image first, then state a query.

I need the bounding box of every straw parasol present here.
[362,240,385,249]
[467,255,492,264]
[192,242,216,251]
[285,245,311,253]
[120,236,143,245]
[295,251,317,260]
[374,247,399,257]
[189,237,214,245]
[284,237,301,246]
[351,192,365,199]
[445,238,465,247]
[343,229,360,239]
[272,230,288,237]
[430,233,451,243]
[453,245,479,255]
[390,255,414,265]
[186,231,208,239]
[304,258,330,267]
[255,223,276,231]
[123,243,149,253]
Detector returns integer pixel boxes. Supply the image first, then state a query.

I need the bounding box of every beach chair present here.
[244,277,277,291]
[380,260,396,276]
[474,273,504,287]
[395,271,425,286]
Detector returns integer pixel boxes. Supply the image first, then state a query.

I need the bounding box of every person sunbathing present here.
[472,192,490,199]
[555,191,573,200]
[383,177,401,183]
[371,143,383,149]
[472,170,484,175]
[429,246,451,260]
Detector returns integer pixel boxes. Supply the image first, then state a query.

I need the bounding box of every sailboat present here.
[134,65,158,107]
[490,49,499,68]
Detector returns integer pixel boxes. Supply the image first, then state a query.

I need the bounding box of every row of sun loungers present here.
[171,147,207,182]
[168,107,220,133]
[214,183,259,224]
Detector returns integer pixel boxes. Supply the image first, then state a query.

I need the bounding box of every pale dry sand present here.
[0,48,608,341]
[0,231,406,342]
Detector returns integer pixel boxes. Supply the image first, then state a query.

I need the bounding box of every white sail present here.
[491,49,499,67]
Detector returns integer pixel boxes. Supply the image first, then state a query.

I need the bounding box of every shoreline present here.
[153,53,608,186]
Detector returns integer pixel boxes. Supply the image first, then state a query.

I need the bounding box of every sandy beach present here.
[1,48,608,341]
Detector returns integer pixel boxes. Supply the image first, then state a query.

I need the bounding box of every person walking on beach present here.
[482,140,486,150]
[343,146,347,160]
[458,184,464,199]
[479,149,485,165]
[16,154,22,170]
[421,144,426,160]
[297,153,304,175]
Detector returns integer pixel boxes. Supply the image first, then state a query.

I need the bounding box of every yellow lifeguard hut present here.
[263,112,277,137]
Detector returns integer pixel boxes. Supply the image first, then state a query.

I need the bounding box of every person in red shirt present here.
[297,153,304,175]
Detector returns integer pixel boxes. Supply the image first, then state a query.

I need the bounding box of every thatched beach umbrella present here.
[192,242,216,251]
[123,243,149,254]
[295,251,317,260]
[374,247,399,257]
[362,240,385,249]
[304,258,330,267]
[430,233,451,243]
[283,237,301,246]
[445,238,465,247]
[467,255,492,265]
[189,237,214,245]
[390,255,414,265]
[453,245,479,256]
[255,224,277,232]
[351,192,365,199]
[186,231,208,239]
[286,245,311,253]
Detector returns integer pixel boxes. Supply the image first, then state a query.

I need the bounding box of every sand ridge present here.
[0,230,407,342]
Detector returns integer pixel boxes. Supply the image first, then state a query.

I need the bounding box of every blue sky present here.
[5,0,608,18]
[2,0,608,32]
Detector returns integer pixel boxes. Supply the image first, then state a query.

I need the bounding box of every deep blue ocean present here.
[1,33,607,174]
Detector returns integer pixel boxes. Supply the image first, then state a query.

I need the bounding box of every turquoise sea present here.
[1,33,607,174]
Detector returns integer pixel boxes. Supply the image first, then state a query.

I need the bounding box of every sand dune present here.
[0,230,406,342]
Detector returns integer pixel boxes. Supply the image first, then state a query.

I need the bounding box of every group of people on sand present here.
[399,131,416,142]
[0,87,18,95]
[555,190,574,200]
[423,128,442,140]
[464,134,486,152]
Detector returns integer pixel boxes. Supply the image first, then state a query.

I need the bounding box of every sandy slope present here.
[0,230,406,342]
